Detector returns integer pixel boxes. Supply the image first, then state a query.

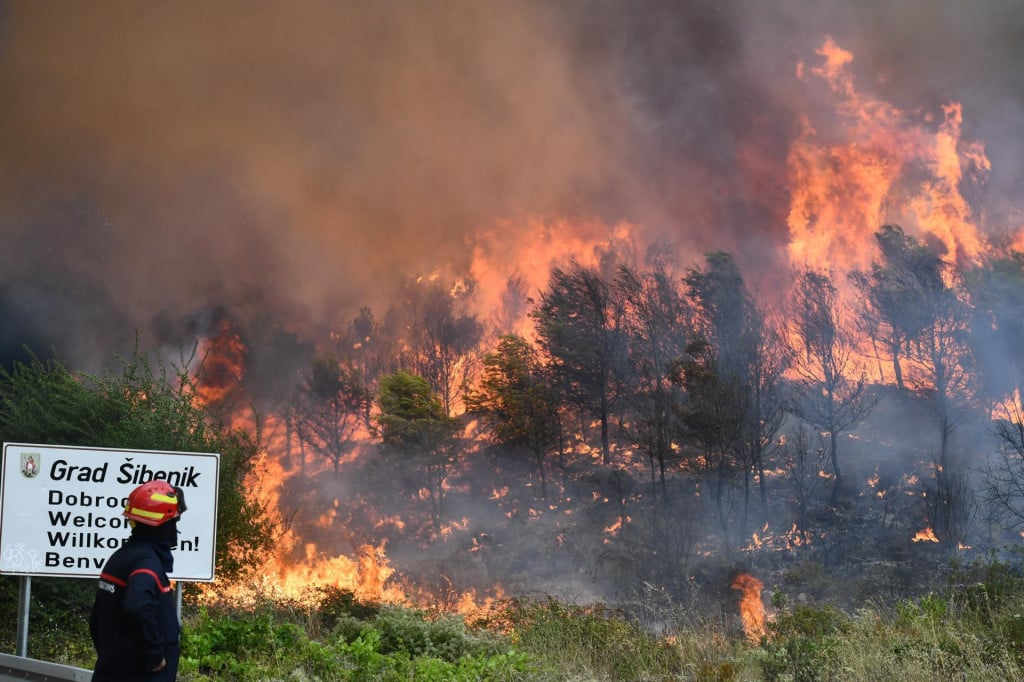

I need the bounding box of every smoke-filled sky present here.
[1,0,1022,371]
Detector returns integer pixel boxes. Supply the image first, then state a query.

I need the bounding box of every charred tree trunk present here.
[533,447,548,501]
[828,429,841,503]
[600,389,611,465]
[742,466,752,538]
[757,457,768,504]
[659,454,668,498]
[891,345,904,391]
[715,452,730,545]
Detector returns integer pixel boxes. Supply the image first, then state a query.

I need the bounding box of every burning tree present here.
[985,400,1024,533]
[849,225,940,389]
[397,276,483,417]
[684,252,787,531]
[856,226,978,544]
[965,254,1024,543]
[684,252,760,384]
[292,354,367,474]
[672,338,746,546]
[615,264,690,498]
[779,426,828,547]
[734,311,789,516]
[787,266,877,503]
[533,259,628,465]
[465,334,563,500]
[851,225,981,545]
[904,257,978,547]
[966,252,1024,408]
[376,370,461,534]
[338,306,396,429]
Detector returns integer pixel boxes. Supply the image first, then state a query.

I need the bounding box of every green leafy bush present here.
[178,600,537,681]
[944,551,1024,666]
[181,609,370,680]
[370,605,506,662]
[0,576,94,664]
[313,586,381,628]
[757,604,851,682]
[507,597,686,681]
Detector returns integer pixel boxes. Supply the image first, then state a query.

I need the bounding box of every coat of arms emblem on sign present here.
[21,452,40,478]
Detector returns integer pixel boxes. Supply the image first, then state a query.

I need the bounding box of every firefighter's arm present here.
[122,568,168,672]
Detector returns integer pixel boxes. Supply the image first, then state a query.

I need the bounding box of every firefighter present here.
[90,480,187,681]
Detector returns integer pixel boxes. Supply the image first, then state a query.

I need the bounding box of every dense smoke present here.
[2,0,1021,369]
[5,0,1024,616]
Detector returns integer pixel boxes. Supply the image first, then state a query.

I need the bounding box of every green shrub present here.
[370,605,506,661]
[508,598,685,681]
[176,600,537,681]
[941,551,1024,665]
[757,604,851,682]
[0,576,94,665]
[18,567,1024,681]
[330,629,536,682]
[181,608,341,680]
[895,592,948,629]
[312,585,381,629]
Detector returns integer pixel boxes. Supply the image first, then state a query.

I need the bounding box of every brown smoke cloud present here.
[0,0,1021,367]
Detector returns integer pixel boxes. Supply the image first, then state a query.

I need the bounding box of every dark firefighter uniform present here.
[91,480,185,682]
[90,533,180,681]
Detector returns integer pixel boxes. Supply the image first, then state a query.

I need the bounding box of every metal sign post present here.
[16,575,30,657]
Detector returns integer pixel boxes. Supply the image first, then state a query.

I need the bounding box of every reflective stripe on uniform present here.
[100,572,127,587]
[127,568,174,593]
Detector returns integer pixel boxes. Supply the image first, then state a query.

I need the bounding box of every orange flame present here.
[912,527,939,543]
[468,218,638,338]
[788,37,989,284]
[746,523,810,551]
[732,573,767,642]
[203,418,508,617]
[194,319,247,406]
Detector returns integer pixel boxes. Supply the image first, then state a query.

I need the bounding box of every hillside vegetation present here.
[3,551,1024,681]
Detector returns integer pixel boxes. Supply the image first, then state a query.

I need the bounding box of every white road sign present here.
[0,443,219,581]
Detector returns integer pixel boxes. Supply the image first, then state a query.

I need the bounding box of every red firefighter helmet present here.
[123,480,183,526]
